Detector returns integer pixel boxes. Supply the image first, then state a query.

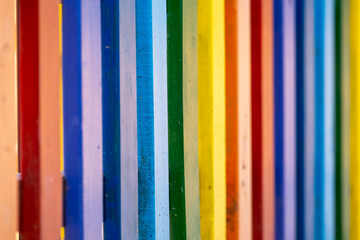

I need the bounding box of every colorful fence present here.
[0,0,357,239]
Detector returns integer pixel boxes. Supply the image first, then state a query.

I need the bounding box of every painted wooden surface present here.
[304,0,315,239]
[183,0,201,238]
[237,0,252,238]
[350,0,360,239]
[335,0,350,239]
[167,0,187,238]
[314,0,335,239]
[136,0,169,238]
[119,0,138,239]
[274,0,296,239]
[62,0,103,239]
[296,0,306,239]
[340,1,350,239]
[18,0,62,239]
[262,0,275,238]
[225,0,251,238]
[0,0,18,238]
[251,0,275,238]
[198,0,226,238]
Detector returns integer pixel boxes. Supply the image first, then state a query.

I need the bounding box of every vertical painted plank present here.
[0,0,18,238]
[101,0,121,238]
[335,0,350,239]
[238,0,252,238]
[183,0,201,238]
[251,0,275,238]
[304,0,315,239]
[197,0,226,238]
[136,0,169,238]
[350,0,360,238]
[226,0,252,238]
[167,0,187,238]
[340,0,350,239]
[120,0,139,239]
[274,0,296,239]
[314,0,335,239]
[18,0,62,239]
[62,0,103,239]
[296,0,306,239]
[261,0,275,239]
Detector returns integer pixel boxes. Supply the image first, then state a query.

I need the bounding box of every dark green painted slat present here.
[167,0,187,239]
[335,0,342,239]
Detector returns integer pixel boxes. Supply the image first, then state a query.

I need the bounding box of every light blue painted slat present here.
[152,0,169,239]
[120,0,139,239]
[63,0,103,239]
[136,0,169,238]
[314,0,335,239]
[304,0,315,239]
[283,1,296,240]
[324,0,335,239]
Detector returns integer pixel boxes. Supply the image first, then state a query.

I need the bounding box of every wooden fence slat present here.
[197,0,226,238]
[101,0,121,238]
[167,0,187,239]
[274,0,296,239]
[314,0,335,239]
[340,0,350,239]
[350,0,360,238]
[136,0,169,238]
[0,0,18,238]
[250,0,275,238]
[183,0,201,238]
[119,0,138,239]
[62,0,103,239]
[225,0,252,238]
[19,0,62,239]
[261,0,275,239]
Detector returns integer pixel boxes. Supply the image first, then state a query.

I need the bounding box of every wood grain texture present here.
[183,0,201,238]
[136,0,169,238]
[19,0,62,239]
[0,0,18,238]
[198,0,226,238]
[225,0,252,239]
[62,0,103,239]
[350,0,360,239]
[314,0,335,239]
[274,0,296,239]
[119,0,138,239]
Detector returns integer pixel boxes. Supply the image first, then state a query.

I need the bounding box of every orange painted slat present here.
[261,0,275,239]
[225,0,252,239]
[0,0,18,239]
[19,0,62,239]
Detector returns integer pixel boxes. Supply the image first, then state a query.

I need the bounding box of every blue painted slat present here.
[101,0,121,238]
[136,0,169,238]
[63,0,103,239]
[274,0,296,239]
[314,0,335,239]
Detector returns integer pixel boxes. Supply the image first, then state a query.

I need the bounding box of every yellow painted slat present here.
[0,0,18,238]
[350,0,360,239]
[198,0,226,239]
